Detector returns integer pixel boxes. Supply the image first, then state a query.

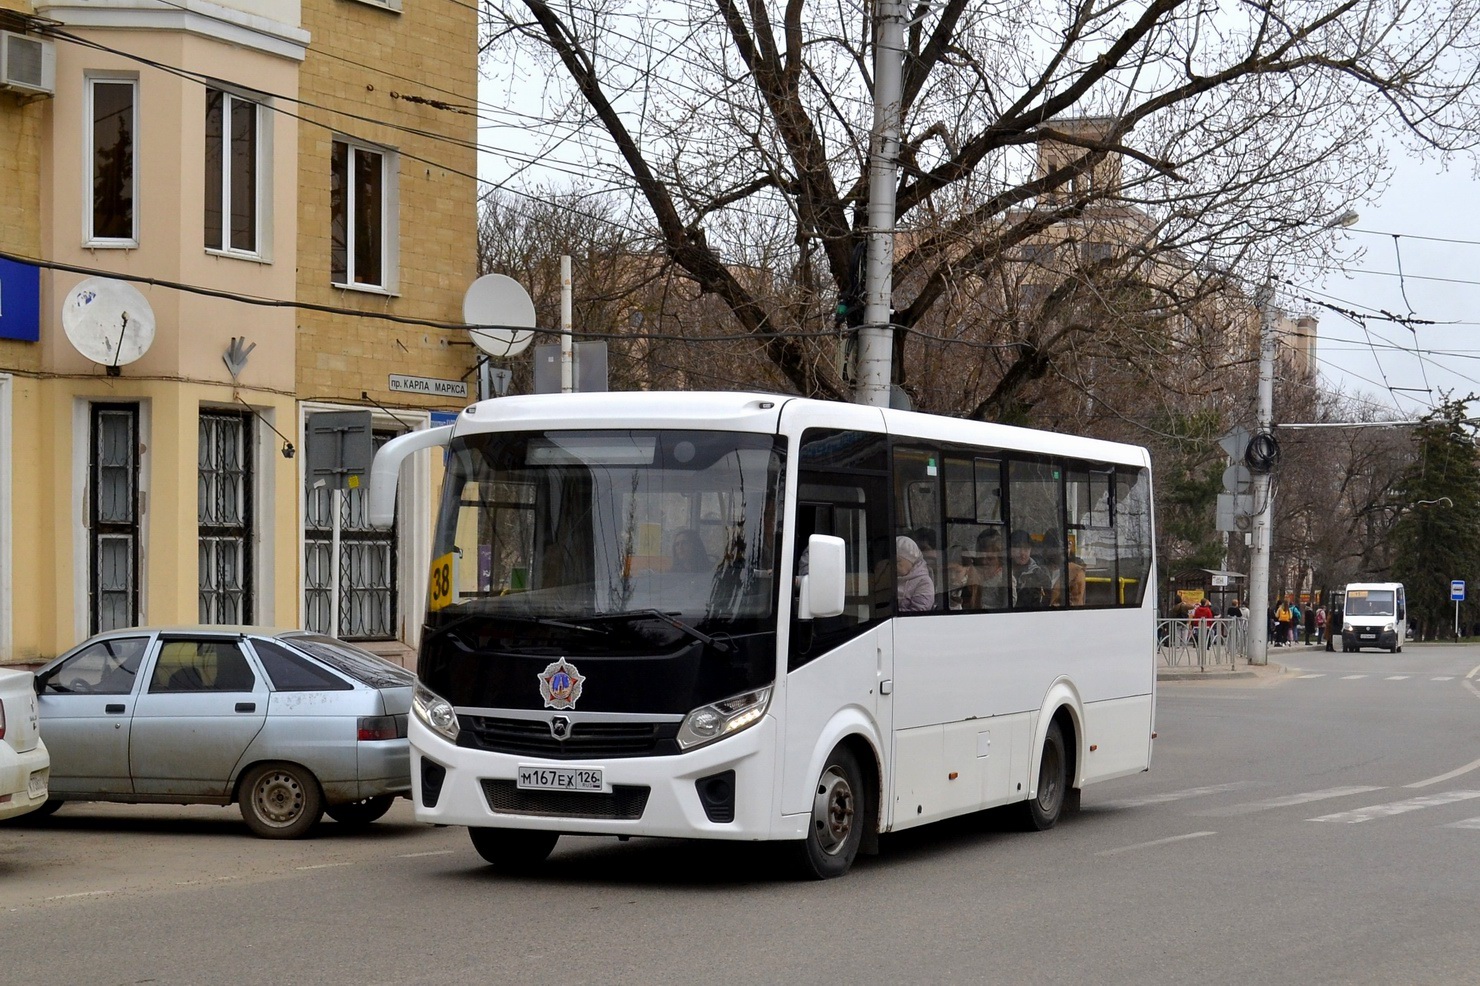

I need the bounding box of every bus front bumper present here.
[409,714,782,840]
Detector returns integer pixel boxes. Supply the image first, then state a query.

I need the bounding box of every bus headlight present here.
[1382,623,1395,634]
[412,683,460,743]
[677,685,772,751]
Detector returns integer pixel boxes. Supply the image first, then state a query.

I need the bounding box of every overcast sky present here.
[1294,153,1480,422]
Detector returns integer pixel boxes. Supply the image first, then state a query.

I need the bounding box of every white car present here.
[0,666,49,820]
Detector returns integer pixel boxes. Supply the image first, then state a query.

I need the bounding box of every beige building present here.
[0,0,477,666]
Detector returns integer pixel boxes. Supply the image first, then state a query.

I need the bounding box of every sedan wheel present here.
[240,762,324,839]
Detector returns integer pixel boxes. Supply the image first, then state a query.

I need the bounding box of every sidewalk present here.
[1157,658,1287,682]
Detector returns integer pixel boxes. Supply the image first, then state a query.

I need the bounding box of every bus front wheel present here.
[1018,720,1067,832]
[793,745,865,879]
[469,827,559,872]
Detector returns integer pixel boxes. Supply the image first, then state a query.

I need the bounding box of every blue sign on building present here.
[0,258,42,342]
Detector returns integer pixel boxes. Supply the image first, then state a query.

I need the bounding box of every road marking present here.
[295,862,355,871]
[1196,786,1386,817]
[1297,673,1325,679]
[1385,675,1410,680]
[1432,676,1455,681]
[1308,790,1480,823]
[1465,680,1480,701]
[1405,756,1480,788]
[46,890,113,900]
[396,850,456,858]
[1444,816,1480,830]
[1466,664,1480,680]
[1096,782,1259,811]
[1341,674,1368,680]
[1097,831,1217,856]
[174,875,240,886]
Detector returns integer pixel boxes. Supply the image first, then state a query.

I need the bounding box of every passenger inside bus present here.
[962,527,1008,610]
[1010,530,1053,608]
[895,536,936,612]
[670,529,712,572]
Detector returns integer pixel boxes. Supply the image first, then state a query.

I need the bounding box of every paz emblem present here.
[538,659,584,710]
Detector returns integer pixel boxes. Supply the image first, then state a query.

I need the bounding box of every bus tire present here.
[1018,720,1067,832]
[469,827,559,872]
[792,745,865,879]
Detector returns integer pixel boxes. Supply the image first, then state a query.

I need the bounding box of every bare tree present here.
[479,0,1479,418]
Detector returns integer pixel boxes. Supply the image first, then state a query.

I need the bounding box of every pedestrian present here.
[1289,599,1302,644]
[1326,604,1343,652]
[1315,604,1327,645]
[1304,602,1316,645]
[1269,603,1281,646]
[1193,598,1216,646]
[1274,598,1292,646]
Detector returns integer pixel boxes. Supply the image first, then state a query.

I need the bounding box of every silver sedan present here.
[32,627,414,838]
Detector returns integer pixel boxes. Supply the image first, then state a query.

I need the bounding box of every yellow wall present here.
[294,0,478,407]
[0,1,43,376]
[5,378,299,662]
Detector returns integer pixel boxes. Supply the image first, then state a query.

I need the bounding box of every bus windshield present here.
[1345,589,1395,617]
[428,428,783,654]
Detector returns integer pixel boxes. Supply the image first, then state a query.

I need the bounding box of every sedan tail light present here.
[0,698,6,741]
[356,715,405,741]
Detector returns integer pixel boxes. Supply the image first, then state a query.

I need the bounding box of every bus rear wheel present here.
[468,827,559,872]
[792,745,865,879]
[1018,720,1067,832]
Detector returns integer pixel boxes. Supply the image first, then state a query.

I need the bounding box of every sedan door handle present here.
[235,702,256,713]
[105,703,126,714]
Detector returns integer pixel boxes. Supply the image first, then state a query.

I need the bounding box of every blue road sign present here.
[1451,580,1465,601]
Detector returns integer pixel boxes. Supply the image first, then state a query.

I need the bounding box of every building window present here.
[88,78,137,245]
[91,404,139,632]
[331,139,395,289]
[199,410,254,624]
[305,431,398,639]
[205,89,263,255]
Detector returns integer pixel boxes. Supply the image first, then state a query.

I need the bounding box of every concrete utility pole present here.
[560,255,574,393]
[855,1,905,408]
[1246,285,1278,665]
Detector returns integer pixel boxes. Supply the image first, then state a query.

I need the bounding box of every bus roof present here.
[447,391,1150,467]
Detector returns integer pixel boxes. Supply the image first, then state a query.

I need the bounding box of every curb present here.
[1157,662,1285,682]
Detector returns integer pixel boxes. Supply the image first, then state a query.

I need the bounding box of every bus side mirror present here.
[366,424,454,529]
[797,535,846,620]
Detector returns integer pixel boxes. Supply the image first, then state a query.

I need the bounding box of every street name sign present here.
[389,374,468,399]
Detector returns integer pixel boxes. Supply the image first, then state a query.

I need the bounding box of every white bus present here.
[370,392,1157,878]
[1341,582,1407,653]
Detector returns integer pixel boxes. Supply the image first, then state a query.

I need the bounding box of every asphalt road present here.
[3,643,1478,986]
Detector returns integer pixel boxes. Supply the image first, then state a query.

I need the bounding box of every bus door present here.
[781,441,893,826]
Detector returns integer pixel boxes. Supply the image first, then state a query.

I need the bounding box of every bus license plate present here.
[1360,633,1376,639]
[517,765,603,792]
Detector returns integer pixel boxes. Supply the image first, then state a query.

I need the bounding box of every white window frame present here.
[72,398,152,642]
[204,87,273,261]
[84,74,140,248]
[345,0,404,11]
[330,137,398,293]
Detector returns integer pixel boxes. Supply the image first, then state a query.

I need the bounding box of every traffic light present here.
[835,241,867,329]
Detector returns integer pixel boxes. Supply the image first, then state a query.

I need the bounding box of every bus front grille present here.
[480,780,650,820]
[460,715,680,758]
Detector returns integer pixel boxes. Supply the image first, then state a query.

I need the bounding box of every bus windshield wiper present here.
[593,609,729,652]
[425,612,607,644]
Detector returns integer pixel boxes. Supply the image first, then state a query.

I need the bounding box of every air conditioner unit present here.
[0,31,56,97]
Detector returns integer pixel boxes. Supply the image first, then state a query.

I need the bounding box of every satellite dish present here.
[62,277,156,375]
[463,273,536,358]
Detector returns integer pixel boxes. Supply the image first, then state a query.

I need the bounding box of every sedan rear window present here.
[252,640,353,691]
[283,634,415,688]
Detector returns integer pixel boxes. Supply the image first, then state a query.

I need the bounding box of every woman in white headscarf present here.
[894,535,936,613]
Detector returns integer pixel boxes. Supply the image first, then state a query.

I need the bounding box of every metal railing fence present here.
[1157,617,1248,670]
